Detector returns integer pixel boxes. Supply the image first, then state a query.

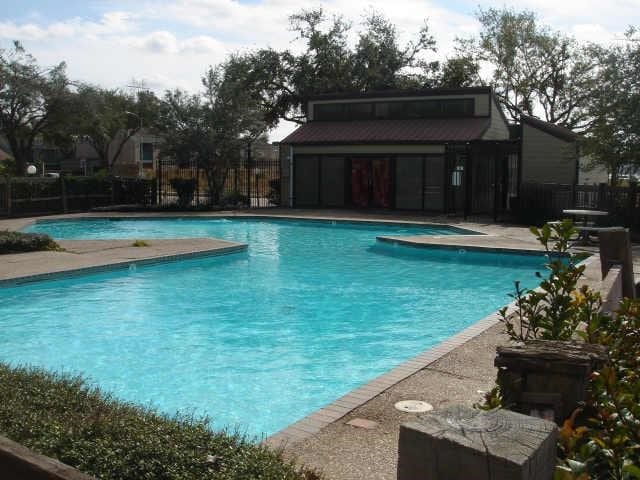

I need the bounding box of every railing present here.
[513,182,640,231]
[0,177,156,217]
[157,156,280,209]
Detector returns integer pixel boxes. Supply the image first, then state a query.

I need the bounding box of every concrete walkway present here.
[0,237,246,284]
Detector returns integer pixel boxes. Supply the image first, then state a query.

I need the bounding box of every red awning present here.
[280,118,491,145]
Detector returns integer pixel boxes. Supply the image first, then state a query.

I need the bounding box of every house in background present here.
[59,129,163,177]
[278,86,590,216]
[279,87,521,217]
[518,114,579,185]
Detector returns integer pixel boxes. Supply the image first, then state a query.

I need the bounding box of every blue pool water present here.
[1,218,546,437]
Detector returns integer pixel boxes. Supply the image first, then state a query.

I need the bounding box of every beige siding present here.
[308,94,490,120]
[481,98,510,140]
[521,123,577,184]
[293,145,445,155]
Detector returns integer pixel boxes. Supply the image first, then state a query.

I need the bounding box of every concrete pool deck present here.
[0,210,635,479]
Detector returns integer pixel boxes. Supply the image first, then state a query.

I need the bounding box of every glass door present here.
[350,158,390,208]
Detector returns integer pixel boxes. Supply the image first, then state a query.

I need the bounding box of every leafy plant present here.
[221,191,249,208]
[170,178,196,207]
[0,230,60,254]
[131,239,150,247]
[0,363,321,480]
[499,220,602,342]
[556,299,640,479]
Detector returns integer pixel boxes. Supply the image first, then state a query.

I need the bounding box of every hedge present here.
[0,230,60,254]
[0,364,320,479]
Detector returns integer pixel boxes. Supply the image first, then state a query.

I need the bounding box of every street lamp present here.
[125,111,143,175]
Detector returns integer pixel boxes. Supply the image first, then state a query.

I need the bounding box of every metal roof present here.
[280,118,492,145]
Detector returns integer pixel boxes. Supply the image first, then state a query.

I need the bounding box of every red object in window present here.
[351,159,369,207]
[371,160,390,207]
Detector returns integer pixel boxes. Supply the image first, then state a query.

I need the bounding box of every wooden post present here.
[397,405,557,480]
[597,182,607,211]
[599,227,636,298]
[60,177,68,213]
[495,340,607,423]
[6,178,11,216]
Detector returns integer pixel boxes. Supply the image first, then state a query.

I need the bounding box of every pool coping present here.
[18,213,482,236]
[263,300,521,447]
[264,251,600,447]
[376,235,547,256]
[0,243,247,286]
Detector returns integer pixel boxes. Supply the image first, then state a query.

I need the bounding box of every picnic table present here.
[562,209,609,245]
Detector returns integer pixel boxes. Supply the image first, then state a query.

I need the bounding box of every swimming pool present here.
[1,217,545,437]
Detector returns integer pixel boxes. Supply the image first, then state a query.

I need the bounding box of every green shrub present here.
[131,239,151,247]
[221,191,249,208]
[0,230,60,254]
[170,178,196,207]
[499,220,601,342]
[0,364,320,480]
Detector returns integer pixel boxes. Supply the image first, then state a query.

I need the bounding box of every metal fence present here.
[0,177,156,217]
[157,155,280,208]
[514,182,640,231]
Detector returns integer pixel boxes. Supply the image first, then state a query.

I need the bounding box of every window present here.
[312,97,475,121]
[346,102,373,120]
[314,103,345,121]
[142,143,153,168]
[441,99,474,116]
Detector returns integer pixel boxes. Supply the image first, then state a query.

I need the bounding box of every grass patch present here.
[0,364,320,479]
[0,230,60,254]
[132,239,151,247]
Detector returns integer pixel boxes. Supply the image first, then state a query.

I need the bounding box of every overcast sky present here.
[1,0,638,140]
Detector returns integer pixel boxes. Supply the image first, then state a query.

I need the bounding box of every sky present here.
[1,0,638,140]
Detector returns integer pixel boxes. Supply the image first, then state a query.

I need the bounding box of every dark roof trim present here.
[520,114,578,142]
[306,86,492,102]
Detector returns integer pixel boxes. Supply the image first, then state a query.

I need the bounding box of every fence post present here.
[6,178,12,216]
[597,182,607,211]
[60,177,68,213]
[110,178,116,205]
[599,227,636,299]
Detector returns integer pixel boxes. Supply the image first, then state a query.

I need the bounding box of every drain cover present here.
[394,400,433,413]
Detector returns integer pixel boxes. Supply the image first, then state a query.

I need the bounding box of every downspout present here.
[288,145,294,208]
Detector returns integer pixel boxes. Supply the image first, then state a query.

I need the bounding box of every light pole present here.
[125,111,143,175]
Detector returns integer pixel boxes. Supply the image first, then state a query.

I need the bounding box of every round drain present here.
[394,400,433,413]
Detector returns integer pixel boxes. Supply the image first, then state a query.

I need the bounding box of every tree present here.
[236,8,439,125]
[582,28,640,184]
[157,58,267,205]
[73,86,160,172]
[352,11,437,91]
[437,55,483,88]
[0,41,71,175]
[467,8,598,130]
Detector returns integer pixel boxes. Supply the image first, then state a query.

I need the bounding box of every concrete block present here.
[397,405,557,480]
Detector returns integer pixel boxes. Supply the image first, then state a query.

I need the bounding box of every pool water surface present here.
[0,218,545,436]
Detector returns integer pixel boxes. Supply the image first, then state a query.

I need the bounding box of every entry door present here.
[351,158,390,208]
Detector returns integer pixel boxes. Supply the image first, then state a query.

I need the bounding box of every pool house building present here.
[279,87,579,218]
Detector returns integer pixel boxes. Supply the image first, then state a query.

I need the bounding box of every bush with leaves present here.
[0,230,60,254]
[556,299,640,480]
[499,220,602,342]
[170,178,197,207]
[0,363,321,480]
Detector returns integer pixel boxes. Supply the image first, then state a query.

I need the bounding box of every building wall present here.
[481,98,510,140]
[521,122,577,184]
[308,93,491,120]
[283,144,450,209]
